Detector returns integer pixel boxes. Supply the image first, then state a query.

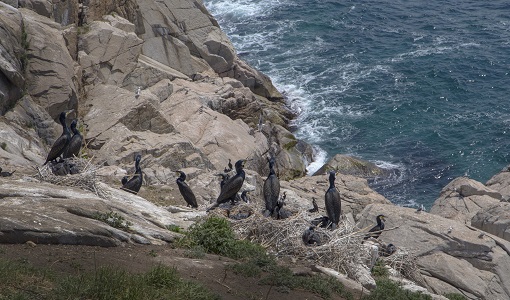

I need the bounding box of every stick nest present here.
[231,210,375,277]
[33,158,109,199]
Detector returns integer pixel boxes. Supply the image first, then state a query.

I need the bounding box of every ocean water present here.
[203,0,510,208]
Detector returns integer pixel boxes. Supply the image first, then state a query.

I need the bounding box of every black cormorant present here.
[325,171,341,230]
[263,157,280,217]
[240,190,250,203]
[381,243,396,257]
[63,119,83,159]
[207,159,246,211]
[224,159,233,173]
[0,167,15,177]
[176,171,198,208]
[43,110,73,165]
[121,176,129,186]
[302,226,321,246]
[311,216,330,228]
[308,197,319,213]
[121,154,143,194]
[364,214,387,240]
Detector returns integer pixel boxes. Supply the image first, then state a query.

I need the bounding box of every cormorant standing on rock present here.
[325,171,341,230]
[121,154,143,194]
[63,119,83,159]
[43,110,74,165]
[308,197,319,213]
[207,159,246,211]
[0,167,15,177]
[364,214,387,240]
[263,157,280,217]
[175,171,198,208]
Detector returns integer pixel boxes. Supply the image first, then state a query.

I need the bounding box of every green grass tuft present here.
[362,279,432,300]
[93,211,132,231]
[444,293,467,300]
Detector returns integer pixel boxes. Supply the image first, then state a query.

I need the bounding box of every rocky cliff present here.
[2,1,510,299]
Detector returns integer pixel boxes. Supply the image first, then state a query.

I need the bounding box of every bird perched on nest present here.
[43,110,74,165]
[207,159,246,211]
[263,157,280,217]
[0,167,15,177]
[308,197,319,213]
[302,226,321,246]
[63,119,83,159]
[275,191,291,219]
[175,170,198,208]
[364,214,387,240]
[121,154,143,194]
[325,171,341,230]
[224,159,233,173]
[240,190,251,203]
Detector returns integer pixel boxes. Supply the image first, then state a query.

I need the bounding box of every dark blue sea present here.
[204,0,510,208]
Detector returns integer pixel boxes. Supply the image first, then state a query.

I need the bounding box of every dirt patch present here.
[0,243,349,300]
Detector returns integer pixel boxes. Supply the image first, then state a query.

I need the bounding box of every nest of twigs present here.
[231,210,376,277]
[381,247,419,281]
[33,158,109,199]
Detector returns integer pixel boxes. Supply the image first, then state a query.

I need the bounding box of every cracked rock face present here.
[360,203,510,300]
[430,177,502,225]
[0,179,184,246]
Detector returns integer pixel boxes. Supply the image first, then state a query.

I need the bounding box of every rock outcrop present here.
[0,179,186,246]
[430,177,502,224]
[360,203,510,300]
[312,154,391,179]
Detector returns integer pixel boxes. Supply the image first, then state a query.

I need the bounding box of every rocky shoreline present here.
[1,1,510,299]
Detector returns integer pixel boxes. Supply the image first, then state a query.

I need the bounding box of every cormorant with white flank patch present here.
[0,167,15,177]
[263,157,280,217]
[308,197,319,213]
[207,159,246,211]
[63,119,83,159]
[364,214,387,240]
[175,171,198,208]
[43,110,74,165]
[325,171,341,230]
[121,154,143,194]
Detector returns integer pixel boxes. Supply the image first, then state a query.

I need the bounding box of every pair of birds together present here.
[43,110,83,165]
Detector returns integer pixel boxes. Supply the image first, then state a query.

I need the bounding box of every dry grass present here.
[33,158,109,199]
[230,207,418,281]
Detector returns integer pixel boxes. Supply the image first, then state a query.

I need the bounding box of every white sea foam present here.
[306,145,328,175]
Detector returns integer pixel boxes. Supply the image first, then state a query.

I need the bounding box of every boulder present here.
[430,177,502,224]
[313,154,390,179]
[0,2,25,114]
[0,179,184,246]
[486,165,510,201]
[359,203,510,300]
[18,0,52,18]
[21,8,78,119]
[78,19,144,88]
[472,202,510,242]
[279,173,391,217]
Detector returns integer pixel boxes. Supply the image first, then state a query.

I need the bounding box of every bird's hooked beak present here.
[381,215,387,221]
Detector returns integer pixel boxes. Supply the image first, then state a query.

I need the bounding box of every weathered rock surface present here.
[430,177,502,224]
[359,203,510,300]
[472,202,510,242]
[279,173,391,217]
[486,165,510,201]
[0,178,188,246]
[312,154,390,179]
[22,8,78,118]
[0,2,25,114]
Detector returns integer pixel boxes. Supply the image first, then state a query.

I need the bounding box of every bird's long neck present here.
[329,177,335,189]
[377,216,383,227]
[61,117,69,135]
[135,160,142,174]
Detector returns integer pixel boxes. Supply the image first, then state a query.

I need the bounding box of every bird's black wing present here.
[64,134,83,158]
[263,174,280,212]
[45,134,69,164]
[121,173,142,194]
[177,181,198,208]
[325,188,341,227]
[217,174,244,204]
